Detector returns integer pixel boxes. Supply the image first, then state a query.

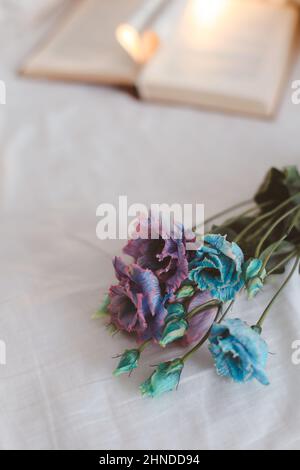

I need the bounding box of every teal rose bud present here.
[140,359,184,398]
[113,349,140,376]
[159,318,188,347]
[243,258,266,299]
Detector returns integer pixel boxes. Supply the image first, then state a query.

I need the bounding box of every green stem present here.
[186,299,221,320]
[181,332,211,363]
[234,192,300,244]
[139,339,151,353]
[260,234,288,272]
[204,205,261,237]
[245,215,275,243]
[267,249,298,275]
[202,199,253,228]
[256,255,300,328]
[182,308,221,363]
[255,204,300,258]
[217,300,235,324]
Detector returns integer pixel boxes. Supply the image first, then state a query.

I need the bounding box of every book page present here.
[21,0,142,85]
[138,0,299,116]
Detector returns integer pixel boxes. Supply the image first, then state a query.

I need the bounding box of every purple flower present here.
[181,291,218,346]
[124,216,193,295]
[108,257,167,341]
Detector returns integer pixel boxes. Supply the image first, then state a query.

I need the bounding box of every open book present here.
[21,0,299,117]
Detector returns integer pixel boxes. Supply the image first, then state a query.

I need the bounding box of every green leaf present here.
[92,294,110,319]
[254,167,289,208]
[292,209,300,231]
[284,166,300,205]
[260,240,295,263]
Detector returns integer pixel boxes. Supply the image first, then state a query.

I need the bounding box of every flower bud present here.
[140,359,184,398]
[166,303,185,322]
[176,285,195,300]
[243,258,266,298]
[159,319,188,347]
[247,277,264,299]
[113,349,140,376]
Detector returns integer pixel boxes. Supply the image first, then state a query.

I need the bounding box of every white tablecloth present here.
[0,3,300,450]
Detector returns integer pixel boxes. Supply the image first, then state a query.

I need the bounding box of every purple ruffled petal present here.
[108,257,167,341]
[123,217,193,294]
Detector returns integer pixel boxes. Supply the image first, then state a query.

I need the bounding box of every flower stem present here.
[139,339,151,353]
[181,308,221,363]
[201,199,254,229]
[260,234,288,272]
[217,300,235,323]
[234,192,300,244]
[181,331,211,363]
[267,249,298,275]
[255,204,300,258]
[244,214,275,243]
[186,299,221,320]
[256,255,300,328]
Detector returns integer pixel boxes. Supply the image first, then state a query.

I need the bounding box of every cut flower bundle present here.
[97,166,300,397]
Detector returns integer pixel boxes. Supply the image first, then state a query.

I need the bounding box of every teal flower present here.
[113,349,140,376]
[243,258,266,298]
[189,234,245,302]
[140,359,184,397]
[159,318,188,347]
[208,319,269,385]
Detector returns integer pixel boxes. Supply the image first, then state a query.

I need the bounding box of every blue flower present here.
[189,234,245,302]
[243,258,266,299]
[208,319,269,385]
[140,359,184,397]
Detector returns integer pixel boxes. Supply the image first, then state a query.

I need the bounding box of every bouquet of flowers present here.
[96,166,300,397]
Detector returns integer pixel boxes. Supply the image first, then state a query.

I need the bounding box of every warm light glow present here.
[191,0,228,27]
[116,24,159,64]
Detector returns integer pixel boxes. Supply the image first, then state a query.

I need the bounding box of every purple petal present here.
[181,291,218,346]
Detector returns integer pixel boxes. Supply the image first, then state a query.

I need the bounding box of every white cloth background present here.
[0,2,300,450]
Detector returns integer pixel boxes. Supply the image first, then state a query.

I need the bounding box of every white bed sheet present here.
[0,3,300,450]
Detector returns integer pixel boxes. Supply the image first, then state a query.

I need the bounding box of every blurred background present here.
[0,0,300,450]
[0,0,299,218]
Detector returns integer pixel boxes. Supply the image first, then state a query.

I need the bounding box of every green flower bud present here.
[247,277,265,299]
[113,349,140,376]
[140,359,184,398]
[243,259,266,299]
[166,303,185,322]
[176,285,195,300]
[159,319,188,347]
